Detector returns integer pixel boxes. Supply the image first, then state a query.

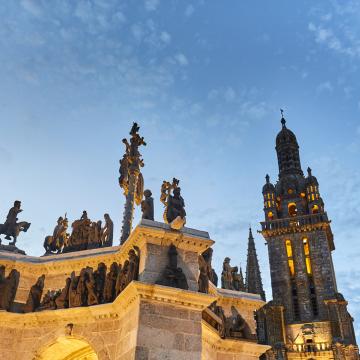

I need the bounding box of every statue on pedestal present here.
[141,190,154,221]
[43,215,69,254]
[160,178,186,230]
[0,201,31,246]
[119,123,146,244]
[156,244,188,290]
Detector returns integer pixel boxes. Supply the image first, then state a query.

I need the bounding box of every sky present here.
[0,0,360,341]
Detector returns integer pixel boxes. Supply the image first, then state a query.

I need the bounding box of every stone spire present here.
[239,265,246,292]
[246,227,266,301]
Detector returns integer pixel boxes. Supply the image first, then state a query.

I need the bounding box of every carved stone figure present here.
[101,214,113,247]
[103,262,119,303]
[68,272,80,308]
[141,189,154,220]
[94,262,107,303]
[126,247,140,286]
[23,274,45,313]
[43,216,69,254]
[116,261,129,295]
[156,244,188,290]
[85,268,98,306]
[227,306,246,338]
[221,257,237,290]
[198,254,209,294]
[200,247,218,288]
[0,201,31,246]
[232,267,245,292]
[0,267,20,311]
[160,179,186,229]
[55,277,71,309]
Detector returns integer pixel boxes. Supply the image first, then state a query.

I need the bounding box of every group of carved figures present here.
[43,211,114,254]
[206,301,249,340]
[221,257,246,291]
[0,247,140,313]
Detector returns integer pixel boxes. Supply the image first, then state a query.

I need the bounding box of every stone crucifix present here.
[119,123,146,244]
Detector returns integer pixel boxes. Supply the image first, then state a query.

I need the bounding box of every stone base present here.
[0,244,26,255]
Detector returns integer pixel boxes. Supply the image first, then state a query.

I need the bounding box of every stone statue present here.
[116,261,129,295]
[141,189,154,220]
[103,262,119,303]
[160,178,186,229]
[0,201,31,246]
[68,272,80,308]
[198,254,209,294]
[55,277,71,309]
[100,214,113,247]
[23,274,45,313]
[85,267,98,306]
[232,267,245,292]
[221,257,238,290]
[227,306,246,338]
[202,248,218,287]
[94,262,107,303]
[126,247,140,286]
[156,244,188,290]
[0,267,20,311]
[43,216,69,254]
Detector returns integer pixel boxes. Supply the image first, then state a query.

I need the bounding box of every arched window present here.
[303,238,312,275]
[312,204,319,214]
[268,211,273,219]
[286,240,295,277]
[288,202,297,217]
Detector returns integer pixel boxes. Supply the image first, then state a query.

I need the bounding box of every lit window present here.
[286,240,295,277]
[312,204,319,214]
[268,211,273,219]
[303,238,312,275]
[311,194,315,201]
[288,202,297,216]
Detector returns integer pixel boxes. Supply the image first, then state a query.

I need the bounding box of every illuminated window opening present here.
[312,204,319,214]
[286,240,295,277]
[288,202,297,217]
[303,238,312,275]
[268,211,273,219]
[311,194,315,201]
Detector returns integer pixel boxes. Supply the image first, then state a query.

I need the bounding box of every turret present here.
[305,167,324,214]
[262,174,277,220]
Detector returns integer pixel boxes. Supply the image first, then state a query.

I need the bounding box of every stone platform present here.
[0,219,270,360]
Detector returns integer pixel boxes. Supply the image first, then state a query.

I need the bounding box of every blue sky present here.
[0,0,360,340]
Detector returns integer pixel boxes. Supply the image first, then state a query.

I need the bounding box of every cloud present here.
[20,0,42,17]
[185,4,195,17]
[174,53,189,66]
[145,0,159,11]
[316,81,333,93]
[160,31,171,44]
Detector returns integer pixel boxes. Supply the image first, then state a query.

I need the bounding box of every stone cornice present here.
[202,321,270,356]
[0,281,216,327]
[208,282,265,309]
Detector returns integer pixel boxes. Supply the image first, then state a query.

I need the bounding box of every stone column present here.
[120,166,139,245]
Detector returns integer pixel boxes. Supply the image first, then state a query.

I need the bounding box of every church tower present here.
[257,113,358,360]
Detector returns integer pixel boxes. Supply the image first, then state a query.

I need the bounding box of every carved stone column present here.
[120,165,139,244]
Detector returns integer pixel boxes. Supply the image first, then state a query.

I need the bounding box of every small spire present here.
[280,108,286,128]
[249,226,254,239]
[265,174,270,184]
[307,167,312,177]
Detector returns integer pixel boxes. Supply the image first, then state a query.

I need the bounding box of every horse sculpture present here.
[0,201,31,246]
[43,216,69,254]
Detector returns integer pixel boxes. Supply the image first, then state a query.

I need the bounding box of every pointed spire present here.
[265,174,270,184]
[246,227,266,301]
[239,265,246,291]
[307,167,312,177]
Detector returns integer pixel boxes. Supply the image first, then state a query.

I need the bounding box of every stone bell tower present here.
[257,113,359,360]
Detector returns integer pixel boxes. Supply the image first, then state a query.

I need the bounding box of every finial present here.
[307,167,312,176]
[280,109,286,128]
[265,174,270,183]
[249,226,253,238]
